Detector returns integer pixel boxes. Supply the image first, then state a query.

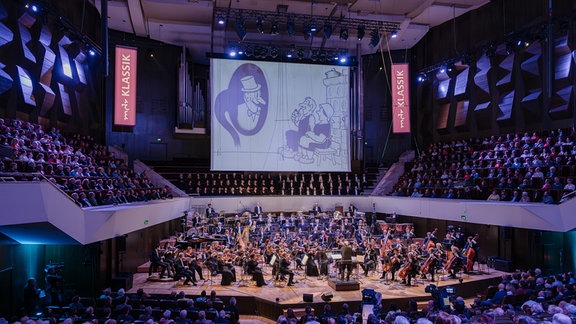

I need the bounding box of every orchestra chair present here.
[236,262,251,287]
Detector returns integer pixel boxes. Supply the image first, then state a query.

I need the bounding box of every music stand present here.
[236,260,250,287]
[204,263,214,286]
[300,255,310,282]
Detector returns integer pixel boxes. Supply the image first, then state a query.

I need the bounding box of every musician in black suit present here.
[247,254,266,286]
[254,202,263,215]
[174,253,197,286]
[187,253,205,280]
[360,243,378,276]
[217,256,236,285]
[316,247,330,277]
[149,244,171,277]
[278,252,295,286]
[340,240,353,281]
[312,203,322,214]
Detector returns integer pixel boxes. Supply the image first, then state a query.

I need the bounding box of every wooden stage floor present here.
[127,263,504,319]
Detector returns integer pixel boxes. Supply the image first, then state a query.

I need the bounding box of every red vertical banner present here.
[114,46,138,126]
[391,63,411,133]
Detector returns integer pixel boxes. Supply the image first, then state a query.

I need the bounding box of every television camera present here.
[425,284,456,311]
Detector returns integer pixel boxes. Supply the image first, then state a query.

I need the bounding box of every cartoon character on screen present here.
[214,64,268,146]
[280,97,333,164]
[237,76,266,130]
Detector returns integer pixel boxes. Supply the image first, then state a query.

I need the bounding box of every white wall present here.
[1,182,574,245]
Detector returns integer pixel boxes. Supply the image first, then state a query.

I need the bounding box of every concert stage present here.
[127,264,504,321]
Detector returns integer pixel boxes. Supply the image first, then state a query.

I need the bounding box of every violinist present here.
[186,251,205,281]
[360,243,379,276]
[247,253,266,287]
[174,252,197,286]
[305,247,319,277]
[216,253,237,285]
[278,252,295,286]
[149,244,171,278]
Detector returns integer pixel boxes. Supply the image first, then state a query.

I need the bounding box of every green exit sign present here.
[144,220,149,225]
[460,215,467,221]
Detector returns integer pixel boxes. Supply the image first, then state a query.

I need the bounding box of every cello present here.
[420,248,437,274]
[444,246,460,271]
[397,262,412,279]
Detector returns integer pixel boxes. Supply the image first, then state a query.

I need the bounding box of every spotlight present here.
[338,54,348,64]
[339,28,348,40]
[286,45,295,58]
[85,43,98,57]
[369,29,380,48]
[26,3,39,12]
[309,21,317,33]
[323,21,333,39]
[237,45,244,55]
[228,46,237,57]
[439,67,446,74]
[286,18,295,36]
[216,15,225,25]
[357,25,365,40]
[391,30,398,38]
[256,17,264,34]
[417,73,426,83]
[270,21,279,35]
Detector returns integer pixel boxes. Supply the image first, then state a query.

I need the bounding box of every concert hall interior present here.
[1,0,576,323]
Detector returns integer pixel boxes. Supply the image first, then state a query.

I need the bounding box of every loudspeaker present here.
[111,272,133,291]
[116,235,126,252]
[303,293,313,302]
[494,259,513,272]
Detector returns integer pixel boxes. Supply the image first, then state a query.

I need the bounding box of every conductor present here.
[340,240,353,281]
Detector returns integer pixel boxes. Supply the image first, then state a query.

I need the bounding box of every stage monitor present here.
[210,58,351,172]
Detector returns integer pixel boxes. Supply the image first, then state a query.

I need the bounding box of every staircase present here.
[362,163,388,195]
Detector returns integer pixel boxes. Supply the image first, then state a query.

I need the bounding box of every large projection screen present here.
[211,58,351,172]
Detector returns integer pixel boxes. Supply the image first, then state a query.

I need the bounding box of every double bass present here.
[424,228,439,250]
[464,234,479,272]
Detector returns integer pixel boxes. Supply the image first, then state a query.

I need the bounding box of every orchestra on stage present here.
[148,204,480,289]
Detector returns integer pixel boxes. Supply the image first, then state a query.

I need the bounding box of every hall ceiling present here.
[95,0,490,63]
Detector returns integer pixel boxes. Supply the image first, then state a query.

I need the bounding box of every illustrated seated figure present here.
[281,97,334,164]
